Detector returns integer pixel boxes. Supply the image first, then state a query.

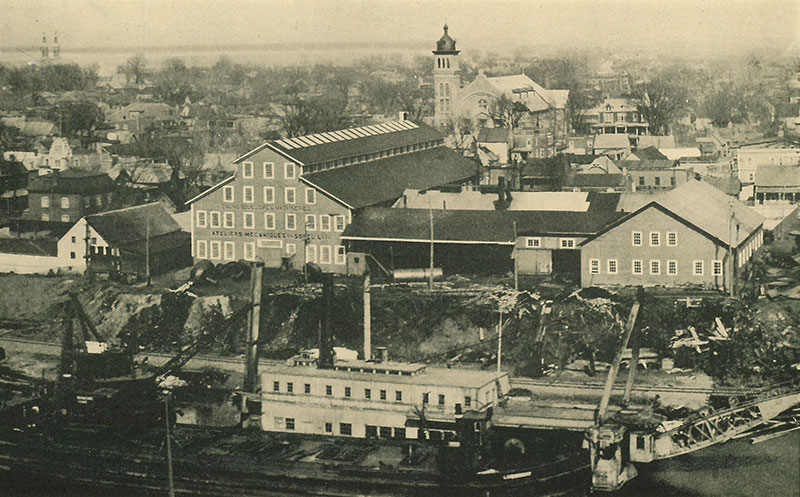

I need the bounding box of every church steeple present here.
[433,24,459,55]
[433,24,461,127]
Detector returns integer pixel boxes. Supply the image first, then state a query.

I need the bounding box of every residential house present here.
[106,103,179,143]
[565,136,594,155]
[575,156,622,175]
[736,138,800,184]
[580,180,764,291]
[753,165,800,204]
[186,120,477,273]
[624,146,667,161]
[57,203,191,276]
[584,98,648,142]
[476,127,511,185]
[618,159,693,191]
[24,170,116,224]
[593,134,631,159]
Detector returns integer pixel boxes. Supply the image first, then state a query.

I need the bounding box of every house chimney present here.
[375,346,388,363]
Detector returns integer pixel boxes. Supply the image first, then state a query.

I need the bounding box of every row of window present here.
[524,237,576,249]
[41,213,70,222]
[632,231,678,247]
[638,176,677,187]
[223,185,316,205]
[242,161,295,180]
[40,194,110,209]
[196,210,346,232]
[196,240,346,264]
[304,140,445,174]
[274,418,410,439]
[269,380,458,406]
[589,258,722,276]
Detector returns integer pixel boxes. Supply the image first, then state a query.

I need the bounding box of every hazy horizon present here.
[0,0,797,58]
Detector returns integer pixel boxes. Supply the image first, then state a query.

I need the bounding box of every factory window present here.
[286,243,296,254]
[305,214,316,231]
[263,162,274,179]
[320,245,331,265]
[650,260,660,275]
[304,383,311,394]
[265,213,275,230]
[285,187,296,204]
[345,386,351,398]
[608,259,618,274]
[264,186,275,204]
[273,381,280,392]
[243,242,255,261]
[71,236,76,243]
[654,176,661,187]
[632,259,643,275]
[223,211,234,228]
[41,213,49,221]
[394,428,406,439]
[364,388,371,399]
[713,260,722,276]
[632,231,642,246]
[61,215,70,222]
[395,391,403,402]
[243,212,255,229]
[438,394,445,405]
[694,260,704,276]
[287,382,293,393]
[335,246,346,265]
[380,427,392,439]
[306,244,317,263]
[320,215,331,232]
[325,422,332,433]
[667,232,677,246]
[285,418,295,430]
[590,259,600,274]
[242,161,254,178]
[223,186,234,203]
[559,238,575,249]
[325,385,332,396]
[525,237,541,248]
[70,251,76,259]
[334,215,346,232]
[639,176,645,186]
[286,213,296,230]
[285,162,296,179]
[380,390,387,401]
[464,396,471,407]
[84,197,90,208]
[223,241,235,261]
[209,241,221,260]
[422,393,429,404]
[196,210,207,228]
[636,435,645,450]
[339,423,352,436]
[96,195,103,206]
[365,425,378,438]
[210,211,221,228]
[305,188,316,205]
[650,232,660,247]
[243,186,254,203]
[668,260,678,275]
[61,196,69,209]
[41,196,49,208]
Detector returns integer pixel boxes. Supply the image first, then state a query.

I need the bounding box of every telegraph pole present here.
[428,205,434,291]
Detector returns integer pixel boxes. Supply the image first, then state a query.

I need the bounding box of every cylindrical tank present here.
[392,268,443,281]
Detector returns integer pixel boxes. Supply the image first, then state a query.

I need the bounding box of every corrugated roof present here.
[342,207,624,244]
[655,179,763,246]
[238,120,442,166]
[86,203,182,247]
[755,165,800,187]
[303,147,478,209]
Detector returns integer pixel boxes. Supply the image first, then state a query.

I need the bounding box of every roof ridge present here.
[88,202,162,218]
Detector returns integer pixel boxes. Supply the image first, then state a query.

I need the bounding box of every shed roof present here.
[342,207,624,244]
[593,134,630,149]
[27,170,116,195]
[86,203,182,247]
[477,127,511,143]
[303,147,477,209]
[755,165,800,187]
[616,159,677,170]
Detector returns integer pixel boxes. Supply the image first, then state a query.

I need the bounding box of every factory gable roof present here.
[28,170,115,195]
[303,147,477,209]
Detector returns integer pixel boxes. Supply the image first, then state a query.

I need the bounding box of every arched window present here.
[437,58,441,69]
[445,58,450,69]
[478,98,488,111]
[439,83,444,96]
[444,83,450,97]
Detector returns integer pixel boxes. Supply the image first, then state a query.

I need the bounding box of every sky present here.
[0,0,798,56]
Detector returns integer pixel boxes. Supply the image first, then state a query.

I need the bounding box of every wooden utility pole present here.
[512,220,519,291]
[164,395,175,497]
[597,300,640,423]
[622,328,641,405]
[363,273,371,361]
[496,308,504,373]
[243,261,264,392]
[145,208,151,286]
[428,206,434,291]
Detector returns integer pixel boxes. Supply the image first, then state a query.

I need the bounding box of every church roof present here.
[433,24,458,54]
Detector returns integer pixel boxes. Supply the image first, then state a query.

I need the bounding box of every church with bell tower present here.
[432,25,461,127]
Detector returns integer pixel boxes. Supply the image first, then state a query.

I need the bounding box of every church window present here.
[445,58,450,69]
[478,98,488,111]
[437,58,441,69]
[444,83,450,97]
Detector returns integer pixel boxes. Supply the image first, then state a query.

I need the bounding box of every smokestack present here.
[318,273,335,369]
[363,273,371,361]
[243,261,264,393]
[496,176,506,209]
[375,346,388,363]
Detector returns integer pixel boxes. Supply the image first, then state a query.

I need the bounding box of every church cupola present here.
[433,24,459,54]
